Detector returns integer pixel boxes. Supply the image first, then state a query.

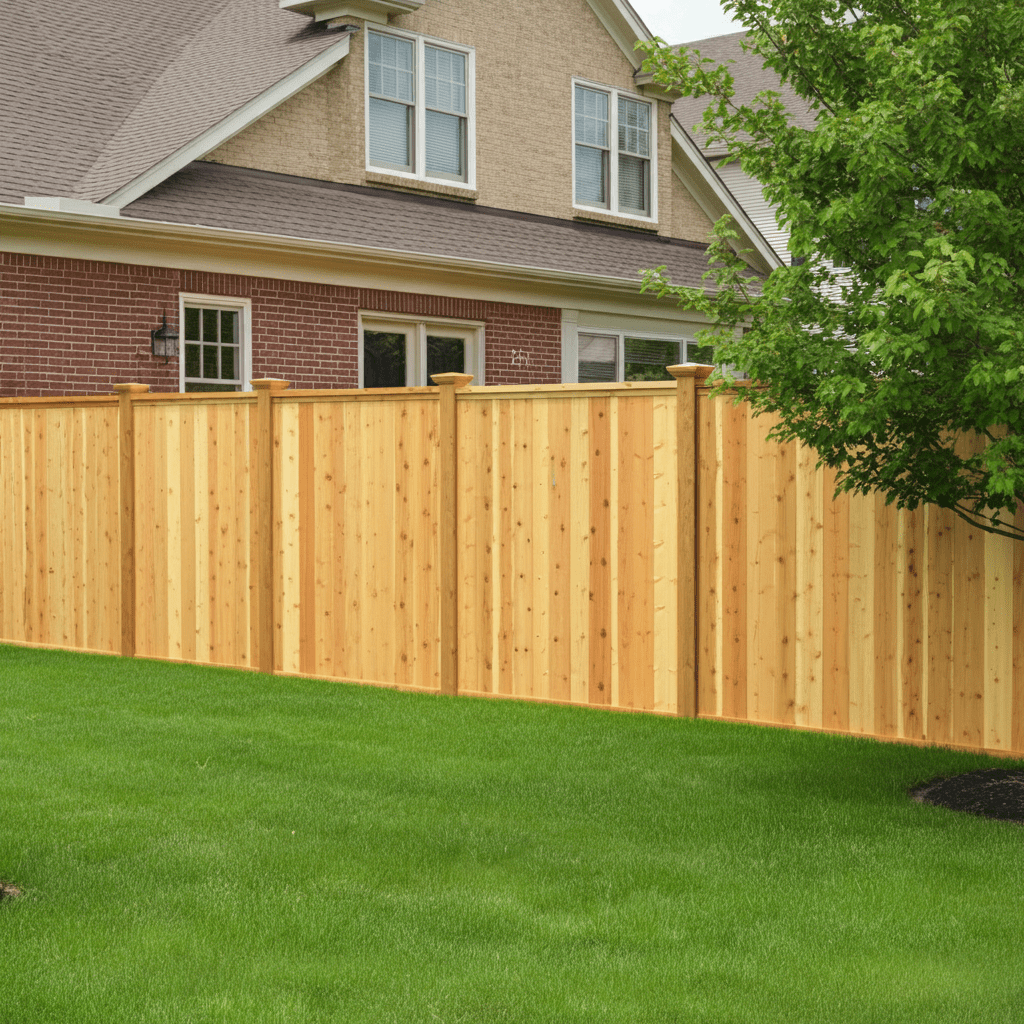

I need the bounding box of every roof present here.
[671,31,818,156]
[0,0,346,206]
[121,161,722,289]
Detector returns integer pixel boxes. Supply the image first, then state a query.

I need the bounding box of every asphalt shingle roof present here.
[123,161,722,289]
[0,0,344,205]
[672,31,818,156]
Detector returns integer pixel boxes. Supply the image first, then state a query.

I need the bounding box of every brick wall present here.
[0,253,562,396]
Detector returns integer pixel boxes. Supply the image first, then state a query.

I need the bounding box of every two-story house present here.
[0,0,781,396]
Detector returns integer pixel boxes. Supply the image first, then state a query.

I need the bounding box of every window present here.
[573,83,654,219]
[179,296,251,393]
[366,29,474,185]
[359,315,484,387]
[577,333,713,383]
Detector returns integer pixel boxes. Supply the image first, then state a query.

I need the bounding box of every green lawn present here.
[2,644,1022,1024]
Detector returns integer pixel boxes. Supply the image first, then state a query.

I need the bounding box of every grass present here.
[1,644,1023,1024]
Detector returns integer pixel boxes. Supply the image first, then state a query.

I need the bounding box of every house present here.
[671,31,817,267]
[0,0,782,397]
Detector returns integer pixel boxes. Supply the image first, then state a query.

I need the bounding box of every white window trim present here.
[358,311,485,387]
[178,294,253,394]
[571,77,657,223]
[571,328,709,383]
[364,27,476,189]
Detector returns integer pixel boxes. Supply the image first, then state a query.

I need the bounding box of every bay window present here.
[367,29,473,186]
[573,82,654,219]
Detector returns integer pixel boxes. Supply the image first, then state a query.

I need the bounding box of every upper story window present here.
[366,29,474,186]
[573,82,654,219]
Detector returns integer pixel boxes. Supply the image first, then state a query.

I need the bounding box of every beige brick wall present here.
[204,0,710,241]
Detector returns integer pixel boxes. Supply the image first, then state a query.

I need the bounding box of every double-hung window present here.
[179,295,251,393]
[577,333,713,383]
[367,29,473,185]
[573,82,654,219]
[360,315,484,387]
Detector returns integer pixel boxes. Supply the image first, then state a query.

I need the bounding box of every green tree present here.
[639,0,1024,539]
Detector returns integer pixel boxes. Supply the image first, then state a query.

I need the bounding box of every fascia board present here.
[670,118,783,272]
[0,203,677,300]
[585,0,652,71]
[102,35,351,209]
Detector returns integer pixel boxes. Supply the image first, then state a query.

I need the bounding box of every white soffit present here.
[24,197,121,218]
[280,0,424,23]
[670,119,783,272]
[103,35,351,209]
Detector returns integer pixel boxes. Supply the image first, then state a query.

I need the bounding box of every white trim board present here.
[103,35,352,209]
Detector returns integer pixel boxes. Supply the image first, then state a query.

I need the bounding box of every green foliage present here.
[639,0,1024,539]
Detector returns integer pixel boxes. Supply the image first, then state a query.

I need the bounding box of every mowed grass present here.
[1,645,1023,1024]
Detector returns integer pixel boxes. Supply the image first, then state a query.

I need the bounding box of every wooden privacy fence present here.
[1,372,1021,756]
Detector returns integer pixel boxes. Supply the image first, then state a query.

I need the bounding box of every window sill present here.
[364,171,478,203]
[572,209,660,233]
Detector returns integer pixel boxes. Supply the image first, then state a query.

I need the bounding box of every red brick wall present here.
[0,254,562,396]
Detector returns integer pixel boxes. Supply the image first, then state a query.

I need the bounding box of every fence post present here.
[431,371,474,696]
[251,379,291,675]
[667,365,714,717]
[113,383,150,658]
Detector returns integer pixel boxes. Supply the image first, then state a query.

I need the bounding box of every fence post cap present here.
[250,379,291,391]
[666,364,714,382]
[430,372,474,388]
[112,383,150,395]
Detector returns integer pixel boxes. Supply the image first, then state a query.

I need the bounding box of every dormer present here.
[280,0,424,26]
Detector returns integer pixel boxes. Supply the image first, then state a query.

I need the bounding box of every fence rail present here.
[1,372,1021,756]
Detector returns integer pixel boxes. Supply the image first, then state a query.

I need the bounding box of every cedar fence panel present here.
[0,375,1020,757]
[697,388,1024,754]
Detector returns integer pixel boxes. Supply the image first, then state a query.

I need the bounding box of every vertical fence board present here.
[653,394,677,713]
[548,398,573,703]
[901,508,925,740]
[985,529,1014,750]
[588,397,612,706]
[697,392,719,717]
[953,517,986,747]
[569,397,591,705]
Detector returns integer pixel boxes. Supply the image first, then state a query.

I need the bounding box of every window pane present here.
[425,110,465,179]
[578,333,617,383]
[202,344,219,380]
[369,32,413,102]
[221,345,237,382]
[575,146,607,206]
[202,308,218,343]
[624,338,679,381]
[687,342,715,365]
[427,335,465,378]
[618,153,649,215]
[425,46,466,114]
[574,85,608,147]
[618,97,650,157]
[184,342,200,378]
[184,307,200,341]
[364,331,407,388]
[220,310,238,344]
[369,98,413,171]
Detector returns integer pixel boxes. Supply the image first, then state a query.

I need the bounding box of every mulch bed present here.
[910,768,1024,824]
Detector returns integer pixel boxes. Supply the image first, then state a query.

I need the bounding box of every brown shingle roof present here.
[0,0,344,205]
[122,161,725,289]
[671,31,818,156]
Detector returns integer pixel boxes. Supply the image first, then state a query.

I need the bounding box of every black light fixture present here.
[151,311,179,363]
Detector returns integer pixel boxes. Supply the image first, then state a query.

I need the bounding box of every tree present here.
[638,0,1024,539]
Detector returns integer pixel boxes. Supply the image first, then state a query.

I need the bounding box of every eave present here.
[0,203,712,316]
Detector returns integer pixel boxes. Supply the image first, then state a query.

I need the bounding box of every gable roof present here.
[0,0,349,207]
[672,31,818,156]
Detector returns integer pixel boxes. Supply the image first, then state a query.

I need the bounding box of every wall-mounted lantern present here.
[151,312,179,363]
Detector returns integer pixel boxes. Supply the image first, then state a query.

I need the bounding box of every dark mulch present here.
[910,769,1024,824]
